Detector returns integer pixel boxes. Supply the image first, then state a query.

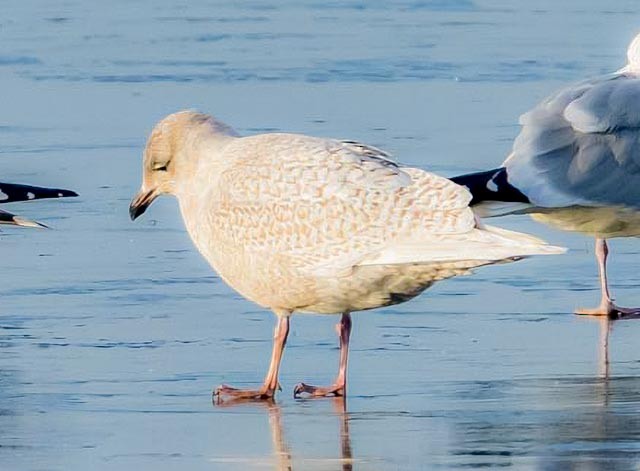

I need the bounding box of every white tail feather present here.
[473,201,533,218]
[358,223,565,267]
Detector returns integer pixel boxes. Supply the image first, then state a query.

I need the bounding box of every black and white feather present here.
[0,182,77,204]
[0,181,78,228]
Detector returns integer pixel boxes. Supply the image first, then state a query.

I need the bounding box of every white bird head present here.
[129,110,237,220]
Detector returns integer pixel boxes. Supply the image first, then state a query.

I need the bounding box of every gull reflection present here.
[597,317,611,381]
[266,398,354,471]
[336,398,354,471]
[215,397,355,470]
[448,317,640,469]
[267,402,292,471]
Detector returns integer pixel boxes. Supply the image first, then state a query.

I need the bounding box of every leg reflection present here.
[267,403,293,471]
[595,317,613,409]
[265,398,354,471]
[333,397,354,471]
[597,317,611,380]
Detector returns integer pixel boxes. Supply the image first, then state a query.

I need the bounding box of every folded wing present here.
[505,73,640,209]
[213,134,561,278]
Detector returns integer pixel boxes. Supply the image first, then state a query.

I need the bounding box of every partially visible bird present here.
[0,181,78,228]
[130,111,563,401]
[452,33,640,319]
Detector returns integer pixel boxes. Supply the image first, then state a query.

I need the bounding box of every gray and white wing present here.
[504,73,640,209]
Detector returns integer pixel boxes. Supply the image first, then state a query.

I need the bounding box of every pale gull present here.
[0,181,78,228]
[452,32,640,319]
[130,111,563,401]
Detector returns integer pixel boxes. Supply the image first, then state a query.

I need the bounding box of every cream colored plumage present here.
[130,111,562,400]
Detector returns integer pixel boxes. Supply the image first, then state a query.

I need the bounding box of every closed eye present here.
[153,164,168,172]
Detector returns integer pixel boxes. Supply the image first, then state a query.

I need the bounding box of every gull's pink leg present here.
[576,238,612,316]
[576,238,640,319]
[294,313,351,398]
[214,313,290,403]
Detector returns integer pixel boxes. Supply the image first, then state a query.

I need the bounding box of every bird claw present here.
[575,302,640,320]
[609,306,640,320]
[212,384,275,405]
[293,382,345,398]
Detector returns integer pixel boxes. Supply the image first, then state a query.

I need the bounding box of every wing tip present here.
[0,182,79,203]
[13,217,49,229]
[0,210,49,229]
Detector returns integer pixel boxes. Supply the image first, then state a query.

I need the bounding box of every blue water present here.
[2,0,640,469]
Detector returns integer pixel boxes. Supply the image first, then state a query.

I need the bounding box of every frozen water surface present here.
[2,0,640,469]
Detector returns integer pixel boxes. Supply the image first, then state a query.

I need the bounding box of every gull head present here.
[130,110,236,221]
[625,32,640,73]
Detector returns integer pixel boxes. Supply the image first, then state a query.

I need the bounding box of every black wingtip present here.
[57,188,79,198]
[0,209,48,228]
[450,167,530,206]
[0,182,78,204]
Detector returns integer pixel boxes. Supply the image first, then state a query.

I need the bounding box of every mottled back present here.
[202,134,475,277]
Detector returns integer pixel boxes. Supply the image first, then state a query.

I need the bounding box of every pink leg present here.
[294,313,352,398]
[214,314,290,403]
[576,238,640,319]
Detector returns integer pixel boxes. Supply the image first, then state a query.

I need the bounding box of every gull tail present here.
[0,182,78,204]
[472,222,566,258]
[450,167,532,217]
[0,209,47,228]
[358,223,565,268]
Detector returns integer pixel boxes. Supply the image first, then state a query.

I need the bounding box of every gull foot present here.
[213,384,275,405]
[293,382,345,398]
[575,302,640,320]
